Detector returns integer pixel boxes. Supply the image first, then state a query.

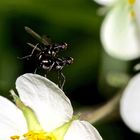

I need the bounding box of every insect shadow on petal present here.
[19,26,73,89]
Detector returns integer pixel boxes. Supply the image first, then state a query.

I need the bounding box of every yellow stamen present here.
[128,0,136,18]
[23,131,56,140]
[128,0,136,5]
[10,135,20,140]
[130,10,135,18]
[10,131,56,140]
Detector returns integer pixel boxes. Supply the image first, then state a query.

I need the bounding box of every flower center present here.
[10,131,56,140]
[128,0,136,5]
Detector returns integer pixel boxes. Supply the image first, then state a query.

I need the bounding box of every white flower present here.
[94,0,117,6]
[120,73,140,133]
[0,73,102,140]
[94,0,140,60]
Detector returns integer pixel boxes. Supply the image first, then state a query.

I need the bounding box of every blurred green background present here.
[0,0,140,139]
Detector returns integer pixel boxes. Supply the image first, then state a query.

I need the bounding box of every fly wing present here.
[42,35,52,46]
[25,26,50,46]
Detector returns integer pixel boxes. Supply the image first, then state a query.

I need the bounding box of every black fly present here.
[22,27,73,89]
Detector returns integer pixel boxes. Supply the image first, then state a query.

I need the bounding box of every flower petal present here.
[101,2,140,60]
[94,0,116,6]
[134,0,140,26]
[16,73,73,131]
[0,96,27,140]
[64,120,102,140]
[120,74,140,133]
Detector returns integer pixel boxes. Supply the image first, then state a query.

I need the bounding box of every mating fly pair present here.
[22,27,73,89]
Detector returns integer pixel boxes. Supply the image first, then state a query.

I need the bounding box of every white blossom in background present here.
[94,0,140,60]
[120,74,140,133]
[0,73,102,140]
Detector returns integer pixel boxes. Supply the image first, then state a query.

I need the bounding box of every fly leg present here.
[18,43,39,60]
[58,70,66,90]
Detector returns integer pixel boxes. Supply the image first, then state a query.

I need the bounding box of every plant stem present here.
[78,92,122,124]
